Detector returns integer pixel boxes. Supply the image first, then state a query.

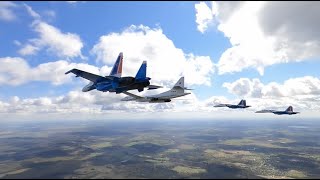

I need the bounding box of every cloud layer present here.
[223,76,320,111]
[195,1,320,75]
[0,57,110,86]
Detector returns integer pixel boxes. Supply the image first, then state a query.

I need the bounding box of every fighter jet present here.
[121,77,192,103]
[65,52,161,94]
[255,106,300,115]
[214,99,251,109]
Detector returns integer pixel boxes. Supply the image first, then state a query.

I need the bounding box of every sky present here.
[0,1,320,121]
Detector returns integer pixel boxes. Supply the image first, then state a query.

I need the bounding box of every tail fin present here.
[135,61,147,79]
[238,99,246,106]
[171,77,186,94]
[109,52,123,77]
[173,77,184,88]
[286,106,293,112]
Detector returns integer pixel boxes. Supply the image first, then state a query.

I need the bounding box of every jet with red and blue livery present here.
[65,52,162,94]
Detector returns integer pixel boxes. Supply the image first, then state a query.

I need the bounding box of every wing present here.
[122,91,143,99]
[147,84,162,90]
[214,104,228,107]
[255,109,275,113]
[65,69,112,83]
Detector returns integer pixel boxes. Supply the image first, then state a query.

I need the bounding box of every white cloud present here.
[23,3,40,19]
[66,1,86,5]
[19,20,84,59]
[0,83,318,120]
[18,44,40,55]
[0,88,182,118]
[195,2,216,33]
[19,4,82,58]
[0,1,17,21]
[195,1,320,75]
[0,57,109,86]
[222,76,320,111]
[223,78,264,98]
[91,24,214,87]
[223,76,320,98]
[13,40,21,46]
[43,10,55,19]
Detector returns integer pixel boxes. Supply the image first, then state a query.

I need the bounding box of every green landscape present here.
[0,119,319,178]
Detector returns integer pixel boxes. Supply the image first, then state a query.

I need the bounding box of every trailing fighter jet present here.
[214,99,251,109]
[255,106,300,115]
[65,52,161,94]
[121,77,192,103]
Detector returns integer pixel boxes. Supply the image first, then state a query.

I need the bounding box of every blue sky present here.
[0,1,320,120]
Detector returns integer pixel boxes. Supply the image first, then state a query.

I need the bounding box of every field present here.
[0,119,319,178]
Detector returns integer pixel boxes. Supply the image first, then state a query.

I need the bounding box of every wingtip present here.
[65,69,73,74]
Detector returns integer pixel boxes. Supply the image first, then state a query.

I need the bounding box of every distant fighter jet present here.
[65,52,162,94]
[121,77,192,103]
[214,99,251,109]
[255,106,300,115]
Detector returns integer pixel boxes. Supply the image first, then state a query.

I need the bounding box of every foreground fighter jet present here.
[255,106,300,115]
[214,99,251,109]
[121,77,192,103]
[65,52,161,94]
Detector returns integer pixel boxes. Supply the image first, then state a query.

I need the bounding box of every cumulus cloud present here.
[91,24,214,87]
[223,76,320,98]
[0,84,317,120]
[195,2,216,33]
[17,4,84,58]
[0,88,185,118]
[0,1,17,21]
[18,44,40,55]
[195,1,320,75]
[0,57,110,86]
[18,20,84,59]
[222,76,320,111]
[223,78,263,98]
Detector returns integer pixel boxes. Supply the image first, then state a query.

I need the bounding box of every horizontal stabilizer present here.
[214,104,228,107]
[184,87,193,90]
[147,84,162,90]
[255,110,274,113]
[122,91,143,99]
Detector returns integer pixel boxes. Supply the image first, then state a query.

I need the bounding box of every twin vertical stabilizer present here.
[109,52,123,78]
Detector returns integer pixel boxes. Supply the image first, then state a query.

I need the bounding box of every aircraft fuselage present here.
[226,105,250,109]
[272,111,299,115]
[93,76,151,94]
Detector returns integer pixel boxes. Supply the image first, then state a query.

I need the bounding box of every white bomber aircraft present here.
[121,77,192,103]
